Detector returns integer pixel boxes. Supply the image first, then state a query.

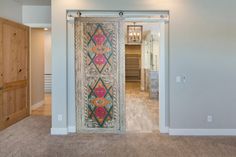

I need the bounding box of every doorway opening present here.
[67,11,169,133]
[30,28,52,117]
[125,21,161,133]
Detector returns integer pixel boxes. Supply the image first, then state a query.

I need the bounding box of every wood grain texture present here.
[75,17,125,133]
[0,19,3,130]
[126,82,159,132]
[0,17,29,130]
[125,45,141,81]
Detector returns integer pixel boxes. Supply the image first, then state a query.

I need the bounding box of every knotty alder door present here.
[0,18,29,130]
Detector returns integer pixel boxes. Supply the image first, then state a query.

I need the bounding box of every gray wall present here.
[22,5,51,25]
[51,0,236,131]
[0,0,22,23]
[31,28,45,106]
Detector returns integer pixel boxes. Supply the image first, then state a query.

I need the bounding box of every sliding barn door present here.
[75,17,125,133]
[0,18,29,130]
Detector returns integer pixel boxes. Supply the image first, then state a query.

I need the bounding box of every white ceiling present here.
[15,0,51,6]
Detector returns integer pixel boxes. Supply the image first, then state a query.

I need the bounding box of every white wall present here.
[21,4,52,93]
[142,31,160,70]
[21,0,51,6]
[22,5,51,27]
[0,0,22,23]
[44,30,52,74]
[44,30,52,93]
[51,0,236,134]
[31,28,52,103]
[31,28,45,106]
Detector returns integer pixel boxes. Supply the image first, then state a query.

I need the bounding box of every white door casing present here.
[67,11,169,134]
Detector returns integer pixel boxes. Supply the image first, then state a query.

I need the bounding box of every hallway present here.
[31,94,51,116]
[126,82,159,132]
[31,83,159,132]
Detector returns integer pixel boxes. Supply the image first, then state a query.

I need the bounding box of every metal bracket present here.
[119,11,124,17]
[78,11,82,16]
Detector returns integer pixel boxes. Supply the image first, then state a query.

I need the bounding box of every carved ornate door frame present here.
[75,17,125,133]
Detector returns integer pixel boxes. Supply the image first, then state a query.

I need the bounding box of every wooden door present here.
[0,19,3,130]
[0,18,29,130]
[75,17,125,133]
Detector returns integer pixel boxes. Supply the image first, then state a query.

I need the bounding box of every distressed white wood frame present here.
[66,10,169,134]
[75,17,125,133]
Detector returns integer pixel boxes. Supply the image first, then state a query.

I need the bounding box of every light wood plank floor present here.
[31,94,51,116]
[30,83,159,132]
[126,82,159,132]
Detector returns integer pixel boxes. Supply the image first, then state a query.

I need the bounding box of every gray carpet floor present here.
[1,116,236,157]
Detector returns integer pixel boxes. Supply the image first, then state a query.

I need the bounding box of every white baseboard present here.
[31,100,44,110]
[51,128,68,135]
[169,129,236,136]
[160,126,169,134]
[68,126,76,133]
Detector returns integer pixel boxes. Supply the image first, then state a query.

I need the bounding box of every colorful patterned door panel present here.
[75,18,125,133]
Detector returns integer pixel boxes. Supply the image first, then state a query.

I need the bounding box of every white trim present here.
[160,127,169,134]
[66,11,169,133]
[23,23,51,28]
[29,28,32,114]
[68,126,76,133]
[31,100,44,110]
[67,10,169,22]
[159,21,168,133]
[67,20,76,132]
[51,128,68,135]
[169,129,236,136]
